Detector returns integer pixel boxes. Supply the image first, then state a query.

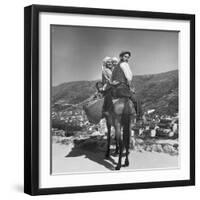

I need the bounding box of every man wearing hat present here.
[110,51,142,120]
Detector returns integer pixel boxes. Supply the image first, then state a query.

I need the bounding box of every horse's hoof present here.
[115,165,121,170]
[124,159,129,167]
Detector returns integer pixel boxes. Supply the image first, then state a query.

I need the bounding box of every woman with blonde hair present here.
[101,57,113,91]
[100,57,114,117]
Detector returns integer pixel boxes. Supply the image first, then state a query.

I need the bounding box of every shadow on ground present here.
[65,136,118,170]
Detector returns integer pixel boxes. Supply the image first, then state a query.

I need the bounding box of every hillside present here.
[52,70,178,115]
[132,70,178,114]
[52,81,96,104]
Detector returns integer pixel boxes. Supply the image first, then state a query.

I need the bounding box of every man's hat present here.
[119,51,131,58]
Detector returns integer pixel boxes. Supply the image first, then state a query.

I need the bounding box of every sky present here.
[51,25,178,86]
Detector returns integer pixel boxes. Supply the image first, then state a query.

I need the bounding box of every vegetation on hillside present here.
[52,70,178,115]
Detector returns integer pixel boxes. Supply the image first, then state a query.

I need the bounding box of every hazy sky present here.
[51,25,178,86]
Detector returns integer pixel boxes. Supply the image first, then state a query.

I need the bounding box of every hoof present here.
[115,165,121,170]
[113,151,118,156]
[115,149,119,154]
[124,159,129,167]
[104,154,110,159]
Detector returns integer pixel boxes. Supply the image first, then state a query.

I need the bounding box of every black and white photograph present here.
[51,25,179,174]
[0,0,198,198]
[23,5,195,195]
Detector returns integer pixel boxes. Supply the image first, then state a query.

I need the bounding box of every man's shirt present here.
[120,62,133,82]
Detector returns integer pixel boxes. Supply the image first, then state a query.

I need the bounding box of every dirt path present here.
[52,142,179,174]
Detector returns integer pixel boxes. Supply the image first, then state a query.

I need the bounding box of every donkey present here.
[82,82,136,170]
[104,97,135,170]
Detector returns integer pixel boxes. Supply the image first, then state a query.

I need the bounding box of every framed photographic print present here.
[24,4,195,195]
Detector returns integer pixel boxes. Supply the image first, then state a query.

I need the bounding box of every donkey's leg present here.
[115,121,123,170]
[124,117,131,167]
[105,120,111,159]
[124,131,130,167]
[114,134,119,154]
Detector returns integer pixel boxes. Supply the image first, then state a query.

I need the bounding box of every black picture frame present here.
[24,4,195,196]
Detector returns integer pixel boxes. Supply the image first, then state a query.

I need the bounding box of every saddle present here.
[113,98,135,116]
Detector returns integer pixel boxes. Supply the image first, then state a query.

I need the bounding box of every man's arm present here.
[120,62,133,82]
[120,62,136,92]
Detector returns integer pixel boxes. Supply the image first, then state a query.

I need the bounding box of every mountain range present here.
[52,69,178,115]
